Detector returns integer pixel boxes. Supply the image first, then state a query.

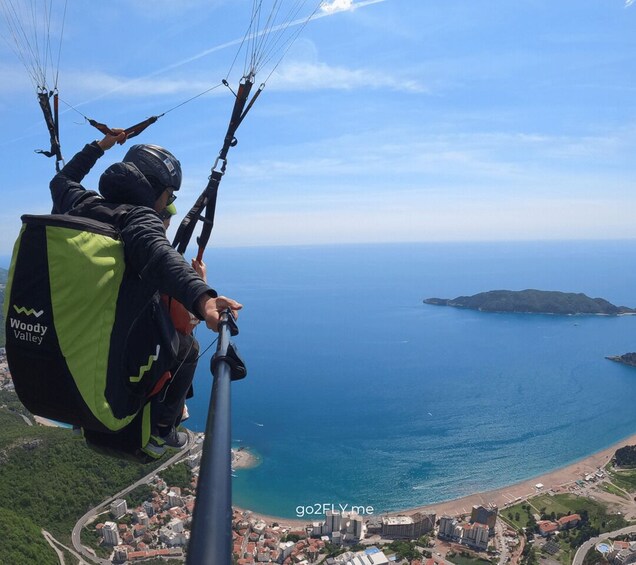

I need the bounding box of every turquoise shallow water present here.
[182,241,636,518]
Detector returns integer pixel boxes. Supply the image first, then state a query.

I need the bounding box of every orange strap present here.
[149,371,172,398]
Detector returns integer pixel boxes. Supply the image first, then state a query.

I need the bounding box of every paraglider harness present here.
[4,212,181,462]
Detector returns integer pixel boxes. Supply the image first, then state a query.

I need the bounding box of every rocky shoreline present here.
[606,352,636,368]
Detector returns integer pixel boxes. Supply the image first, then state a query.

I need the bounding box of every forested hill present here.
[0,267,7,346]
[0,393,163,563]
[424,289,636,315]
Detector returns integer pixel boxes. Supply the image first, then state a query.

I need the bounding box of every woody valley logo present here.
[10,304,48,345]
[13,305,44,317]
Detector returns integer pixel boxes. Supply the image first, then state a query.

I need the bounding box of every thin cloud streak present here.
[70,0,388,106]
[268,61,426,92]
[30,59,418,101]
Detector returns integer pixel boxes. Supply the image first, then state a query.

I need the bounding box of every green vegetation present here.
[503,494,629,565]
[614,445,636,468]
[0,388,30,415]
[417,534,431,547]
[520,543,538,565]
[386,540,422,561]
[81,524,112,559]
[582,547,610,565]
[502,503,536,530]
[530,494,628,533]
[0,396,163,557]
[320,541,346,558]
[159,461,192,492]
[126,483,155,508]
[599,481,630,500]
[447,551,493,565]
[606,466,636,493]
[0,507,59,565]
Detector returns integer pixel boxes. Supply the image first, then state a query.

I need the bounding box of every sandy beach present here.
[34,415,63,427]
[402,432,636,519]
[236,433,636,528]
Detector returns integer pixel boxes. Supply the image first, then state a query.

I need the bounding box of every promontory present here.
[424,289,636,315]
[606,352,636,367]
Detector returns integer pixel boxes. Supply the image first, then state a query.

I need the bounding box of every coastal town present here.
[2,349,636,565]
[75,453,636,565]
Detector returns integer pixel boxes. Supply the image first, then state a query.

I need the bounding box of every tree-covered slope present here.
[614,445,636,468]
[0,507,59,565]
[0,396,163,559]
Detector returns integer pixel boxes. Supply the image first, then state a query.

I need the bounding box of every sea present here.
[7,241,636,519]
[175,240,636,519]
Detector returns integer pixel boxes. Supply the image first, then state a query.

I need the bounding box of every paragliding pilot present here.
[40,129,242,455]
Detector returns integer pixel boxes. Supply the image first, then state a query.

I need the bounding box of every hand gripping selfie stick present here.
[187,309,247,564]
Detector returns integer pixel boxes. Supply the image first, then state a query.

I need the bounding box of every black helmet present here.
[123,144,182,197]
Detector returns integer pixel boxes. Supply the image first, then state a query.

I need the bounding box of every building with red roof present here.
[557,514,581,529]
[537,521,559,536]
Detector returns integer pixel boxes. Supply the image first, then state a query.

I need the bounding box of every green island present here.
[424,289,636,315]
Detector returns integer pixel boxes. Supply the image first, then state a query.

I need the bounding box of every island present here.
[424,289,636,315]
[606,352,636,368]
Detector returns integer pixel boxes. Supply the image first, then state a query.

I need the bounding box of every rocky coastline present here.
[606,352,636,368]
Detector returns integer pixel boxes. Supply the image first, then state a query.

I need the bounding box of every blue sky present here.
[1,0,635,257]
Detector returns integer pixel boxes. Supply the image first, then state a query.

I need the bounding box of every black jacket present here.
[50,142,216,317]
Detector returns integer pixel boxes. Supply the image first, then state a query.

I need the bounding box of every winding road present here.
[572,525,636,565]
[43,529,90,565]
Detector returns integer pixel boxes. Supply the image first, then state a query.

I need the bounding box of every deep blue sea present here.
[178,241,636,519]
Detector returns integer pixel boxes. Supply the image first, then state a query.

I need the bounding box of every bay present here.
[186,241,636,518]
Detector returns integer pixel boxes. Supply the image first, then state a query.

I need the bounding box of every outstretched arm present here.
[50,130,127,213]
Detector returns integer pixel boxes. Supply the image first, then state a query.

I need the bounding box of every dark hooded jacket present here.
[50,141,216,316]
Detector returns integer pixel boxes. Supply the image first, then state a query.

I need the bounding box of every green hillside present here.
[0,393,163,561]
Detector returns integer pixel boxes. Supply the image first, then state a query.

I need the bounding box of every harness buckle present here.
[212,157,227,175]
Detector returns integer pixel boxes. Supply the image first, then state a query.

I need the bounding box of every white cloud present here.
[321,0,355,13]
[320,0,387,15]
